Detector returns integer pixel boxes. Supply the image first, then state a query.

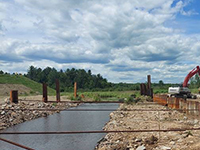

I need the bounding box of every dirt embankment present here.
[0,100,78,130]
[96,103,200,150]
[0,84,33,96]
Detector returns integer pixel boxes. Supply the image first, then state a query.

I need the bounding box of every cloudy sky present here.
[0,0,200,83]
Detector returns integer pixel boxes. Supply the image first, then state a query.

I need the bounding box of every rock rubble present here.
[0,100,78,130]
[96,102,200,150]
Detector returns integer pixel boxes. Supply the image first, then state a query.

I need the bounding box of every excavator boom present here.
[182,66,200,87]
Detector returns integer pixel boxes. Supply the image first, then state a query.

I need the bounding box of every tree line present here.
[5,66,199,92]
[23,66,140,92]
[24,66,110,92]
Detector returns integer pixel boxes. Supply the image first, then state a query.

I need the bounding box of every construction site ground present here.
[0,95,71,104]
[96,102,200,150]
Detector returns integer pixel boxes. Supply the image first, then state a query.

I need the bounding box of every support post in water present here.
[74,82,77,98]
[10,90,18,104]
[56,79,60,102]
[43,83,48,103]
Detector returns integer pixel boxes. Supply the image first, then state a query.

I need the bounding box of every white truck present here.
[168,87,191,98]
[168,66,200,99]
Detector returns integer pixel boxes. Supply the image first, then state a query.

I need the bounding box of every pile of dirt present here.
[96,103,200,150]
[0,84,33,96]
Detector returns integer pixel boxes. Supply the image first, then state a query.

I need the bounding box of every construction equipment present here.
[168,66,200,98]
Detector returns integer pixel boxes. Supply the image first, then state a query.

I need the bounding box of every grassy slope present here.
[0,74,55,95]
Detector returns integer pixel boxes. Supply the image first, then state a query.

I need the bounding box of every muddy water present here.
[0,103,118,150]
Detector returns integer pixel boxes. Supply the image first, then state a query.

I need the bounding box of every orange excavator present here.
[168,66,200,98]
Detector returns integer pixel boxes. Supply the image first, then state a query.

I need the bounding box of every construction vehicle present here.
[168,66,200,98]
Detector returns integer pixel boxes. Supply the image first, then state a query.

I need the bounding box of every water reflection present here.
[0,103,118,150]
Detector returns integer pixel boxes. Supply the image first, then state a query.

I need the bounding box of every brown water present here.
[0,103,118,150]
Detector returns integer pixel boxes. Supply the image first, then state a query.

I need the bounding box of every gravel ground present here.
[96,102,200,150]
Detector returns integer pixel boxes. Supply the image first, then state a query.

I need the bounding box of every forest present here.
[23,66,140,92]
[1,66,200,93]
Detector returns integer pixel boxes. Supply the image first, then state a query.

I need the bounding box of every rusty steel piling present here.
[42,83,48,103]
[10,90,18,104]
[74,82,77,98]
[56,79,60,103]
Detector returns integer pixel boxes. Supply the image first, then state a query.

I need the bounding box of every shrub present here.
[125,95,141,104]
[94,94,101,101]
[70,95,82,101]
[146,96,153,102]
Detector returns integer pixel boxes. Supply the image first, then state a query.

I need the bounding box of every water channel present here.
[0,103,119,150]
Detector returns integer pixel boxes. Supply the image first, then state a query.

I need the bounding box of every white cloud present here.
[181,9,199,16]
[0,0,200,83]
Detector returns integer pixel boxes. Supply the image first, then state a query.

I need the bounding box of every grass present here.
[153,88,168,94]
[0,74,56,95]
[61,91,140,101]
[190,88,199,94]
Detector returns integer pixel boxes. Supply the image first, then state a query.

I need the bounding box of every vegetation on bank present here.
[0,74,55,95]
[1,66,200,98]
[64,91,140,101]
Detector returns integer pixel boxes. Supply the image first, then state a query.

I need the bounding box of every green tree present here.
[158,80,164,87]
[0,70,4,74]
[25,66,112,91]
[27,66,37,80]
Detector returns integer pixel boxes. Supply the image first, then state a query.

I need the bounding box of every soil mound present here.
[0,84,32,95]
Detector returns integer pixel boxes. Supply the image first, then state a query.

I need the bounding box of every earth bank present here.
[96,101,200,150]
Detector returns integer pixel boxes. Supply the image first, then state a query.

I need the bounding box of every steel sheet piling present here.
[154,94,200,116]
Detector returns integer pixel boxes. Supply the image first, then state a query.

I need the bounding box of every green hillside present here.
[0,74,55,95]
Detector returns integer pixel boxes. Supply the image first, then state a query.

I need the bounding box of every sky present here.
[0,0,200,83]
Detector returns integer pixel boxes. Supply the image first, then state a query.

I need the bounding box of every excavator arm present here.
[182,66,200,87]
